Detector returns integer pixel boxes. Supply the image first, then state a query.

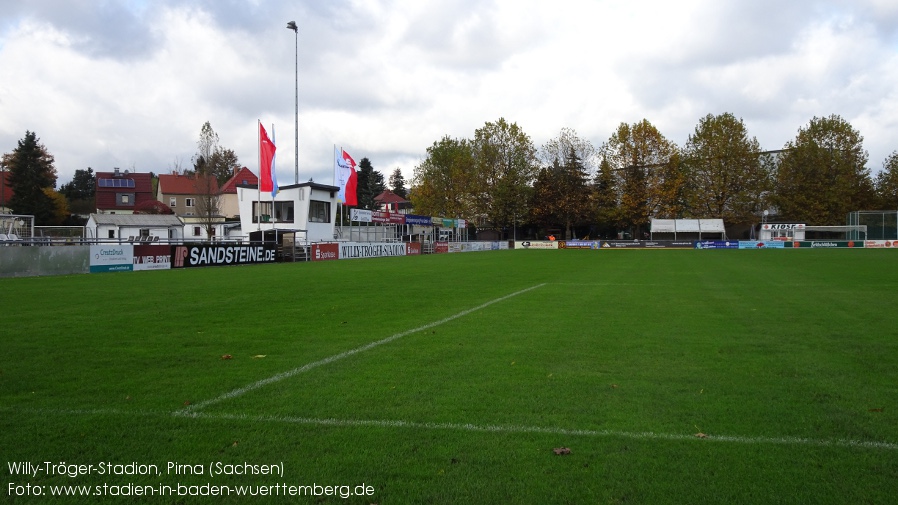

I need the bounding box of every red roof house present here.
[94,168,155,214]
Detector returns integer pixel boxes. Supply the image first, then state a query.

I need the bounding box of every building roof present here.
[89,213,184,227]
[374,189,409,205]
[221,167,258,194]
[95,170,155,211]
[158,173,220,195]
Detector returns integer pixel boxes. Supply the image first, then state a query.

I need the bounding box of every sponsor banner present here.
[405,214,432,226]
[738,241,786,249]
[442,218,456,228]
[789,241,862,248]
[371,211,405,224]
[761,223,806,231]
[431,217,443,226]
[351,209,372,223]
[696,240,740,249]
[560,240,601,249]
[642,241,695,249]
[434,241,449,254]
[515,240,559,250]
[865,240,897,248]
[172,244,277,268]
[90,245,134,273]
[339,242,408,259]
[601,241,644,249]
[133,244,171,271]
[311,242,340,261]
[457,219,467,229]
[406,242,422,255]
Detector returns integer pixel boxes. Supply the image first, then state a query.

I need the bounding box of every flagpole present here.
[257,120,261,232]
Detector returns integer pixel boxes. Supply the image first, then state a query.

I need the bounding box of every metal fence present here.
[848,211,898,240]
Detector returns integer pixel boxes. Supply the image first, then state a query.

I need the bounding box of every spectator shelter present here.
[650,219,726,241]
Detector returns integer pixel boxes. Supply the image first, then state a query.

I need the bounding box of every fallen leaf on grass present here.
[869,408,884,412]
[610,384,619,389]
[252,355,267,359]
[221,354,233,360]
[553,447,572,455]
[695,433,708,439]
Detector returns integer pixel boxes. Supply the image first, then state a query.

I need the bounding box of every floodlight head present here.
[286,21,297,32]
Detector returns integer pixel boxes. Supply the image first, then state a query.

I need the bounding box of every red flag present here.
[259,122,277,192]
[342,150,358,206]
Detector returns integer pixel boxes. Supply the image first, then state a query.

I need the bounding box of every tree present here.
[192,122,224,239]
[681,113,773,224]
[2,131,58,224]
[530,147,591,239]
[540,127,599,179]
[355,157,385,210]
[190,122,240,185]
[874,151,898,210]
[43,188,69,225]
[411,136,477,218]
[389,168,408,199]
[773,115,874,224]
[59,167,96,215]
[592,156,620,238]
[601,120,679,236]
[471,118,538,235]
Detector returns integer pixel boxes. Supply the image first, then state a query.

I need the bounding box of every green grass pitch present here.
[1,249,897,503]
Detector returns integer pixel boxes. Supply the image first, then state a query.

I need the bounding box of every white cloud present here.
[2,0,897,188]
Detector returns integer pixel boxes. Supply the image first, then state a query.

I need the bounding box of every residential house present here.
[220,167,258,219]
[157,173,227,241]
[374,189,412,214]
[95,168,155,214]
[0,170,12,213]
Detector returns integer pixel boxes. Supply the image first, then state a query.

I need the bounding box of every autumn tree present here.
[411,136,477,218]
[471,118,538,235]
[601,120,680,237]
[42,188,69,225]
[681,113,773,224]
[2,131,58,224]
[874,151,898,210]
[773,115,874,224]
[389,168,408,199]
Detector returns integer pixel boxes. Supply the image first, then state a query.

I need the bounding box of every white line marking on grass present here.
[183,412,898,451]
[175,283,547,415]
[9,407,897,451]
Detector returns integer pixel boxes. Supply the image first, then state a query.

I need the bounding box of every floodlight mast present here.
[287,21,299,184]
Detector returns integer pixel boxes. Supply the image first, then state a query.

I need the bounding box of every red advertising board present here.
[434,241,449,254]
[406,242,422,255]
[311,243,340,261]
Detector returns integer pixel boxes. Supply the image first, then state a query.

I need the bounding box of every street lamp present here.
[286,20,298,184]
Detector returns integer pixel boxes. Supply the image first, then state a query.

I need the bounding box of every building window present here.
[108,230,115,239]
[193,226,202,237]
[169,197,177,207]
[253,201,273,223]
[185,198,195,207]
[117,193,135,206]
[309,200,330,223]
[273,201,294,223]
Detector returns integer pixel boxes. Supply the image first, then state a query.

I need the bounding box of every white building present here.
[85,214,185,242]
[236,182,339,243]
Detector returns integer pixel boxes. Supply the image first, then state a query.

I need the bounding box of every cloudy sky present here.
[2,0,898,188]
